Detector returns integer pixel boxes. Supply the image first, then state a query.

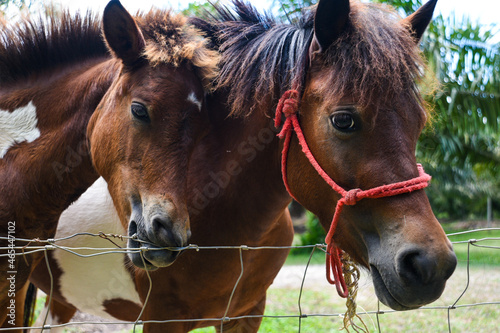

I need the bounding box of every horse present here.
[0,0,217,329]
[30,0,457,331]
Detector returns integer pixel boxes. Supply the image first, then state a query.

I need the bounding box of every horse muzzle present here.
[127,212,191,270]
[369,242,457,310]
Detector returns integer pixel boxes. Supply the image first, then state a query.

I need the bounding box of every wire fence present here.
[1,227,499,332]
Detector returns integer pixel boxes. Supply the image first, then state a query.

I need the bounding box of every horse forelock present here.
[312,1,432,122]
[0,11,107,84]
[136,10,219,91]
[196,0,313,118]
[197,0,432,122]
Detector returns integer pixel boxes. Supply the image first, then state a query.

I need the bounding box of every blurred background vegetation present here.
[2,0,498,232]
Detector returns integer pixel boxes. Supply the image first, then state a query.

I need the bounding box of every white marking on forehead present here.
[0,101,40,158]
[187,91,202,111]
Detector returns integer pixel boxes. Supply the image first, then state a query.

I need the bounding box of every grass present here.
[284,248,326,266]
[191,263,500,332]
[188,227,500,333]
[209,226,500,332]
[445,228,500,266]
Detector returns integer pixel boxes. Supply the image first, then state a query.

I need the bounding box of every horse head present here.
[87,0,217,270]
[284,0,456,310]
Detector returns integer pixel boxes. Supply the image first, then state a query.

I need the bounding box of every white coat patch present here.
[187,92,202,111]
[0,101,41,158]
[53,177,142,320]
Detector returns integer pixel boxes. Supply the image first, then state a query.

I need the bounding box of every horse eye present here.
[131,102,149,122]
[331,112,356,132]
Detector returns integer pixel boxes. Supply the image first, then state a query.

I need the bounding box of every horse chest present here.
[52,177,142,320]
[0,101,40,158]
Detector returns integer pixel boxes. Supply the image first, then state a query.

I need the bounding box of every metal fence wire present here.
[1,228,499,332]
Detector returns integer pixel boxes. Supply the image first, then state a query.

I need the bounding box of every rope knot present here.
[282,97,299,117]
[274,90,300,129]
[344,189,362,206]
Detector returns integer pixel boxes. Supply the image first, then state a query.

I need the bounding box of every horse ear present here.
[311,0,350,54]
[401,0,437,43]
[103,0,146,67]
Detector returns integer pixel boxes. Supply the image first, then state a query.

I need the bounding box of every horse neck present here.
[0,58,119,234]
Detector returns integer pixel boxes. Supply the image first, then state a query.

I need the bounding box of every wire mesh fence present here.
[1,227,499,332]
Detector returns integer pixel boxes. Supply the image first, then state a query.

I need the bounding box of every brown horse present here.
[30,0,456,331]
[0,0,217,329]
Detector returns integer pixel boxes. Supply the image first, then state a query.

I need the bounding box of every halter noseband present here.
[275,89,431,298]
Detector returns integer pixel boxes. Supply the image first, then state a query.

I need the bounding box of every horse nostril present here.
[128,220,138,237]
[152,215,172,239]
[397,248,435,285]
[151,215,184,247]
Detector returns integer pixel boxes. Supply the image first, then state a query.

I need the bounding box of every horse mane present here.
[137,9,219,90]
[193,0,428,119]
[0,9,219,89]
[0,11,107,84]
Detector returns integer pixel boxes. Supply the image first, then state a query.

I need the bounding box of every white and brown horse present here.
[0,0,217,329]
[31,0,456,332]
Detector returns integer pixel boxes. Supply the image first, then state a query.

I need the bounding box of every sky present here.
[45,0,499,31]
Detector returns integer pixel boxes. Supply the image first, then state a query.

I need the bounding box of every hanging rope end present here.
[326,245,349,298]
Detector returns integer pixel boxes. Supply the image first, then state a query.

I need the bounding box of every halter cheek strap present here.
[275,90,431,298]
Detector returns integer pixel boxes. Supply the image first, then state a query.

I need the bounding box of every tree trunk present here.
[487,196,492,228]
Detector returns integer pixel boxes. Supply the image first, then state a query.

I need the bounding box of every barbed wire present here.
[0,228,499,332]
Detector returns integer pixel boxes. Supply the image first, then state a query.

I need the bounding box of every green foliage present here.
[370,0,500,220]
[0,0,29,14]
[181,1,219,17]
[272,0,314,23]
[291,211,326,255]
[0,0,12,8]
[373,0,421,15]
[418,12,499,220]
[446,228,500,266]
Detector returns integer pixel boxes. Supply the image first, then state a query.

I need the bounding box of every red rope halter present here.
[275,90,431,298]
